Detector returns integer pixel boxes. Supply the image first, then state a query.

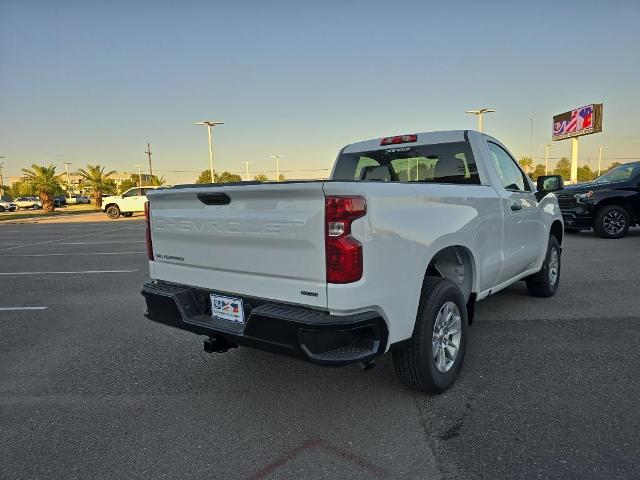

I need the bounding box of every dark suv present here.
[556,161,640,238]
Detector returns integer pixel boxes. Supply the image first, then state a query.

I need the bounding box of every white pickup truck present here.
[103,186,160,219]
[142,130,564,393]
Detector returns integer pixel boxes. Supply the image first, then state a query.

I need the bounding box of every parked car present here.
[141,130,564,394]
[53,195,67,207]
[14,197,42,209]
[102,187,159,219]
[0,201,18,212]
[556,161,640,238]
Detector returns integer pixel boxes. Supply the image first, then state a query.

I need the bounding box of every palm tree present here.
[21,164,61,212]
[76,165,117,209]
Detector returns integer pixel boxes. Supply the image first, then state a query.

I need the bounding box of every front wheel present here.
[393,277,468,394]
[105,205,121,219]
[593,205,630,239]
[526,235,561,297]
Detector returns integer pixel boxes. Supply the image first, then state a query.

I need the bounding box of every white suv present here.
[102,187,159,219]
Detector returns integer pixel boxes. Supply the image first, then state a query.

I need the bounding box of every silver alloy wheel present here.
[548,248,559,286]
[603,209,626,235]
[432,301,462,373]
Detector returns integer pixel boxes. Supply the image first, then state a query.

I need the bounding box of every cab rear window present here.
[332,141,480,185]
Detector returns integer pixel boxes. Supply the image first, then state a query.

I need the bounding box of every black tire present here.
[526,235,561,297]
[122,212,133,217]
[105,205,121,219]
[593,205,630,239]
[393,277,468,394]
[0,206,4,213]
[564,227,582,234]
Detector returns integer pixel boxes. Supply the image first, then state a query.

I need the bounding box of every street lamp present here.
[0,156,5,198]
[133,164,145,187]
[465,108,495,133]
[240,161,251,181]
[597,146,605,177]
[269,155,285,182]
[194,121,224,183]
[63,162,73,196]
[540,144,553,175]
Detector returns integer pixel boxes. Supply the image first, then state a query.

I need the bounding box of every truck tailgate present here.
[147,182,327,308]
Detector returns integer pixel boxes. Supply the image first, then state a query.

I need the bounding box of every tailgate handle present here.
[197,193,231,205]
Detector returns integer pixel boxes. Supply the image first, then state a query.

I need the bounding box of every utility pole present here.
[270,155,284,181]
[540,143,553,175]
[465,108,495,133]
[145,142,153,177]
[0,156,5,198]
[597,146,605,177]
[240,161,251,181]
[195,121,224,183]
[63,162,73,196]
[133,164,145,187]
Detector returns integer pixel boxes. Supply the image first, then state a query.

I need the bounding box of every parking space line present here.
[56,241,146,245]
[0,307,48,311]
[0,225,140,252]
[0,270,139,275]
[0,252,145,257]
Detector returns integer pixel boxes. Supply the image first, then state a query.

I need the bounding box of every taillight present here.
[145,201,154,261]
[380,134,417,146]
[325,196,366,284]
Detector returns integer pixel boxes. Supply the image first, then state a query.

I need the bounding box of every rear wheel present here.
[593,205,630,239]
[526,235,561,297]
[0,206,5,212]
[393,277,468,394]
[105,205,121,219]
[122,212,133,217]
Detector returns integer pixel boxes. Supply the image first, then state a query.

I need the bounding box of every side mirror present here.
[536,175,564,201]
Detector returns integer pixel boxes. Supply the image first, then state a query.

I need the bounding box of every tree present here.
[76,165,117,209]
[518,157,533,174]
[195,170,212,184]
[531,164,547,180]
[119,174,165,193]
[253,174,269,182]
[604,162,621,173]
[577,165,596,182]
[553,157,571,180]
[21,164,61,212]
[195,170,242,184]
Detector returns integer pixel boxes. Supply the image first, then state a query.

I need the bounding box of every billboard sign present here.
[552,103,603,141]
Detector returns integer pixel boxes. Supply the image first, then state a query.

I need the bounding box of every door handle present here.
[510,203,522,211]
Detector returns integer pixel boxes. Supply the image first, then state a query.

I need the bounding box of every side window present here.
[123,188,141,198]
[487,143,530,192]
[140,188,152,196]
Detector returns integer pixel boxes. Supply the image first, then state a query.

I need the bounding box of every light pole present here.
[195,121,224,183]
[133,164,145,187]
[540,143,553,175]
[597,146,605,177]
[63,162,73,196]
[269,155,284,181]
[0,156,5,198]
[465,108,495,133]
[240,161,251,181]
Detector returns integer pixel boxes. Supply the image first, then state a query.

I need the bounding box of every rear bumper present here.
[141,281,388,366]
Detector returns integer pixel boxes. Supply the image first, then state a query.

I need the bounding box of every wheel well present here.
[425,246,475,304]
[596,198,634,218]
[551,220,563,245]
[104,203,118,211]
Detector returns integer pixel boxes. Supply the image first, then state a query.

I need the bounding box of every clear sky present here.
[1,0,639,185]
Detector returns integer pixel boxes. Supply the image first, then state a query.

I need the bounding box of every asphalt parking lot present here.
[1,219,638,479]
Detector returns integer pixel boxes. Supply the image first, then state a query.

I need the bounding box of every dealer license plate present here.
[210,294,245,324]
